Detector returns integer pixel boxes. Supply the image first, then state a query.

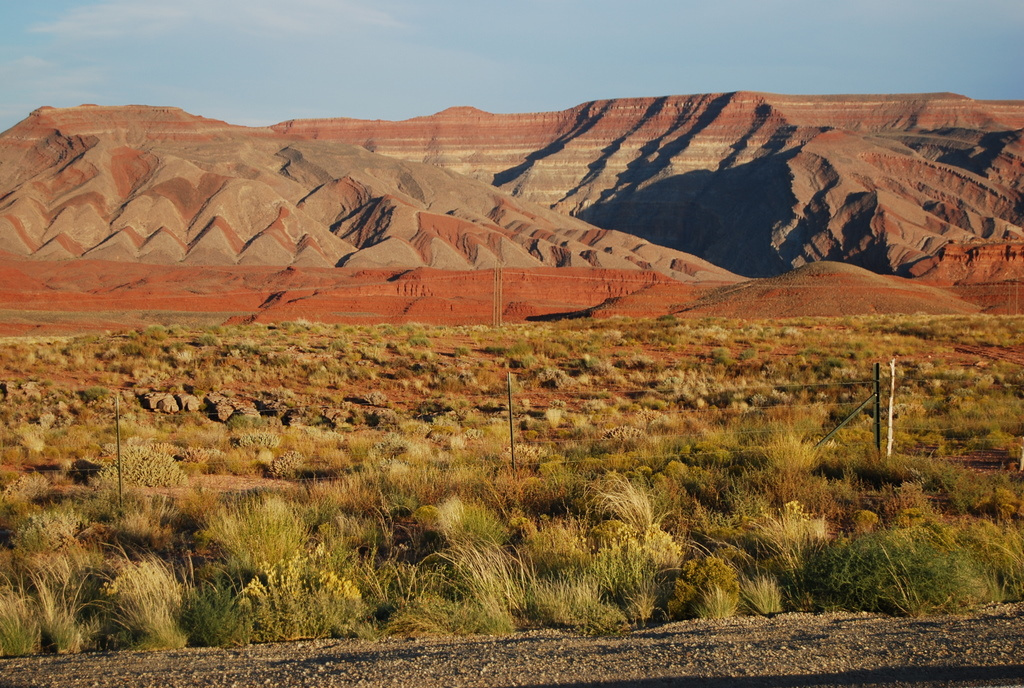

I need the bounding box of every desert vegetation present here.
[1,315,1024,656]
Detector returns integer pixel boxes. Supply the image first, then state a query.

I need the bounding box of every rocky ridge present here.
[0,105,731,282]
[275,92,1024,278]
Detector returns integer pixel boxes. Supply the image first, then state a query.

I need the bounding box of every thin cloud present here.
[0,55,107,123]
[31,0,402,40]
[31,3,190,39]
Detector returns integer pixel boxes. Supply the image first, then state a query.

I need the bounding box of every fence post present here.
[873,362,881,452]
[887,358,896,458]
[115,393,123,509]
[507,372,516,471]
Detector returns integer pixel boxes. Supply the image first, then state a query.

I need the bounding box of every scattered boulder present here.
[140,392,179,413]
[176,393,202,412]
[204,391,260,422]
[205,392,235,421]
[281,409,306,427]
[365,391,389,407]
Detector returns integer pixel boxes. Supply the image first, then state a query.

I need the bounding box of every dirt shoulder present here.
[2,604,1023,688]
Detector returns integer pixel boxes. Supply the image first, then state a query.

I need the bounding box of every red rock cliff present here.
[273,92,1024,278]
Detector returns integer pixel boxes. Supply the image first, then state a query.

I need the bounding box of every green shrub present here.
[2,473,51,502]
[267,451,304,479]
[527,578,627,635]
[96,446,187,488]
[589,524,681,623]
[79,386,110,403]
[194,333,220,347]
[13,508,81,553]
[233,431,282,449]
[801,528,987,615]
[668,556,739,620]
[182,577,252,647]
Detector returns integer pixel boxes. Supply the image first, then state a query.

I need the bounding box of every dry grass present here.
[0,316,1023,652]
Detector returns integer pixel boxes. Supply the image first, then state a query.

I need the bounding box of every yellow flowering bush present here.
[242,547,363,642]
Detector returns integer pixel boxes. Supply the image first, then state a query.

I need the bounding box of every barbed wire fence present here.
[6,354,1018,496]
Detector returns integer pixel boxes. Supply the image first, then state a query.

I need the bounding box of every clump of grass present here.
[528,578,627,635]
[596,474,662,532]
[31,552,101,653]
[440,542,527,634]
[102,556,187,650]
[801,528,987,616]
[203,494,308,574]
[0,588,40,656]
[764,432,821,473]
[523,522,589,576]
[740,575,784,616]
[694,585,739,619]
[756,500,829,570]
[435,497,509,547]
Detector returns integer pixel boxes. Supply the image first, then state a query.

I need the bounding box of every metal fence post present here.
[507,372,516,471]
[873,362,881,452]
[115,393,123,509]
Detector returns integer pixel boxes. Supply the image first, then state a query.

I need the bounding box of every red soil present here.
[0,257,1008,336]
[0,258,686,334]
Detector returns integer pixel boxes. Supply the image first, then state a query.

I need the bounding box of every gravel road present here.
[2,604,1023,688]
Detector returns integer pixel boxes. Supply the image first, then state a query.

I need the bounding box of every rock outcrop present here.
[275,93,1024,278]
[0,105,734,283]
[910,242,1024,284]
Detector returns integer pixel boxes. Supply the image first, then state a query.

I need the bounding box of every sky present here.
[1,0,1022,132]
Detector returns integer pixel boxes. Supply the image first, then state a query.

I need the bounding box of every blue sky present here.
[2,0,1022,132]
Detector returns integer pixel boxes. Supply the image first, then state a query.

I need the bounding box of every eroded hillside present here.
[275,92,1024,278]
[0,105,730,282]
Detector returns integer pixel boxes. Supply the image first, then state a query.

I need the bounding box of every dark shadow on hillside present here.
[578,154,804,278]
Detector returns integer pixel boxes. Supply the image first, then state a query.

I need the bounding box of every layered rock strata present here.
[275,93,1024,277]
[0,105,733,282]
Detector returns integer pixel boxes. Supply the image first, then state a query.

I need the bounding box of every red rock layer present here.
[0,258,681,334]
[911,242,1024,284]
[274,93,1024,279]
